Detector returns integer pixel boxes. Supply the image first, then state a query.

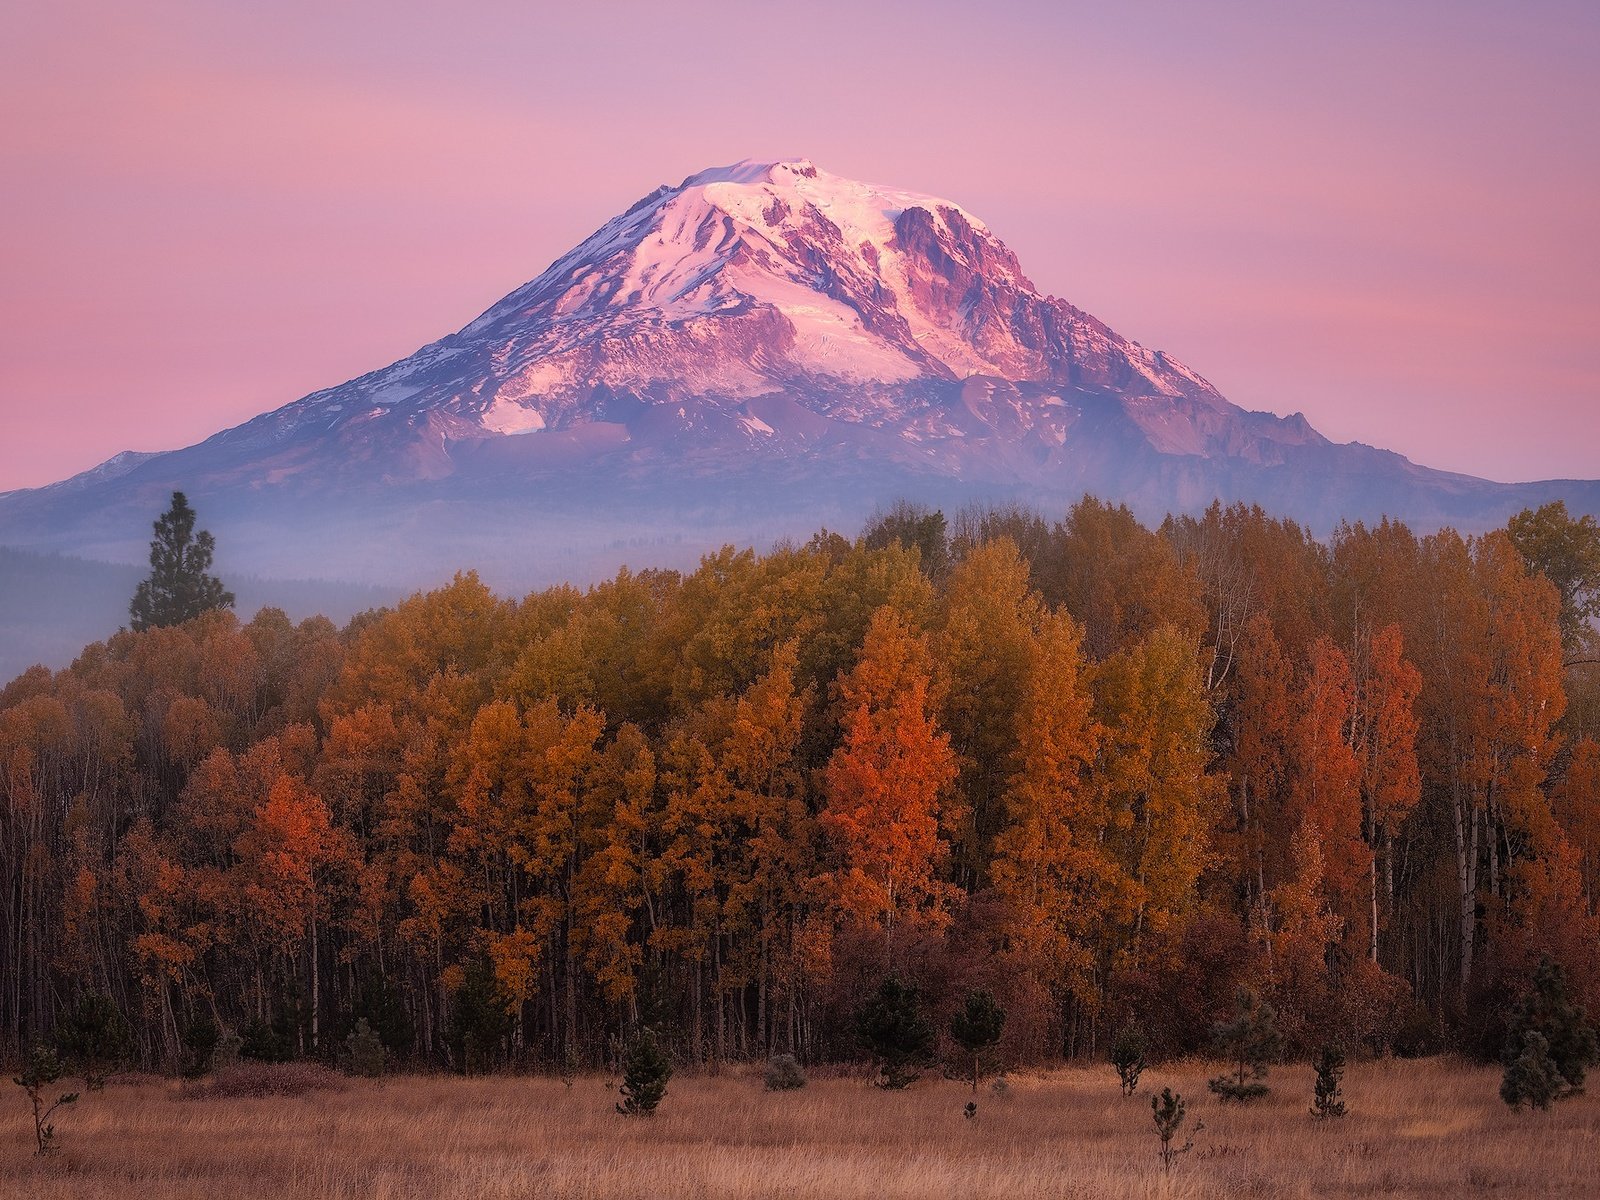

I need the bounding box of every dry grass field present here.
[3,1057,1597,1199]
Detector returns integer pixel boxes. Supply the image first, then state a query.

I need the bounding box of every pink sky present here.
[2,0,1597,491]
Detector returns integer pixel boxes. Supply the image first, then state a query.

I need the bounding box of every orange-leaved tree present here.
[1349,624,1421,962]
[1290,637,1366,959]
[818,607,958,940]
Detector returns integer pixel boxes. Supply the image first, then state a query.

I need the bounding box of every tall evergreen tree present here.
[862,500,950,580]
[129,491,234,631]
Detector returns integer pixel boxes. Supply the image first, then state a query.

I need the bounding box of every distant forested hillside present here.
[0,547,400,679]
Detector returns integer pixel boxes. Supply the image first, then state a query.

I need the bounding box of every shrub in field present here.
[949,989,1006,1093]
[54,990,132,1090]
[13,1045,78,1156]
[764,1053,807,1091]
[857,976,935,1089]
[1310,1043,1347,1119]
[1110,1021,1148,1096]
[1500,958,1598,1100]
[1150,1087,1199,1172]
[182,1062,345,1100]
[1501,1031,1564,1111]
[345,1017,386,1078]
[616,1028,672,1116]
[1208,988,1281,1102]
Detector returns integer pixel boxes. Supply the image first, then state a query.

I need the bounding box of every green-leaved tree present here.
[1505,502,1600,654]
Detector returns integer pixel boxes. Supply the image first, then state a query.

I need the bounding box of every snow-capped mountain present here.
[145,158,1274,487]
[2,158,1596,587]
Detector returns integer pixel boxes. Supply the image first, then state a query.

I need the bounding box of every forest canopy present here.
[2,497,1597,1074]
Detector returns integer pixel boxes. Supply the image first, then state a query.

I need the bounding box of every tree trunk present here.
[1369,836,1380,964]
[310,911,320,1051]
[1451,790,1480,993]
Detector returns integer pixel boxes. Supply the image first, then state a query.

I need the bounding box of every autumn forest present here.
[4,497,1599,1079]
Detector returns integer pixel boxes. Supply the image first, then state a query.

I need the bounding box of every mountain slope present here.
[2,157,1596,587]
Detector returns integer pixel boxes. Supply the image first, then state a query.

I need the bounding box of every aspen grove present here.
[3,498,1598,1074]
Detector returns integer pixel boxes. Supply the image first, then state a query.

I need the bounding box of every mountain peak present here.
[447,155,1206,431]
[678,157,821,187]
[665,156,989,239]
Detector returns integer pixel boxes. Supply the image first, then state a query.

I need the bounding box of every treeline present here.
[3,497,1598,1074]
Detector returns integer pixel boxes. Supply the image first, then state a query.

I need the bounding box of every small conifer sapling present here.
[1111,1021,1148,1096]
[13,1045,78,1156]
[54,990,132,1090]
[616,1027,672,1116]
[764,1053,807,1091]
[180,1016,220,1079]
[949,989,1006,1093]
[1151,1087,1200,1172]
[856,976,935,1090]
[345,1017,386,1078]
[1500,957,1599,1102]
[1208,988,1282,1103]
[1311,1043,1347,1119]
[1501,1030,1563,1112]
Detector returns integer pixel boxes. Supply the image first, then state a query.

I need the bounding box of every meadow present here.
[3,1057,1596,1199]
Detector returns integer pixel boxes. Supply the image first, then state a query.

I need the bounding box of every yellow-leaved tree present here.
[989,609,1104,1030]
